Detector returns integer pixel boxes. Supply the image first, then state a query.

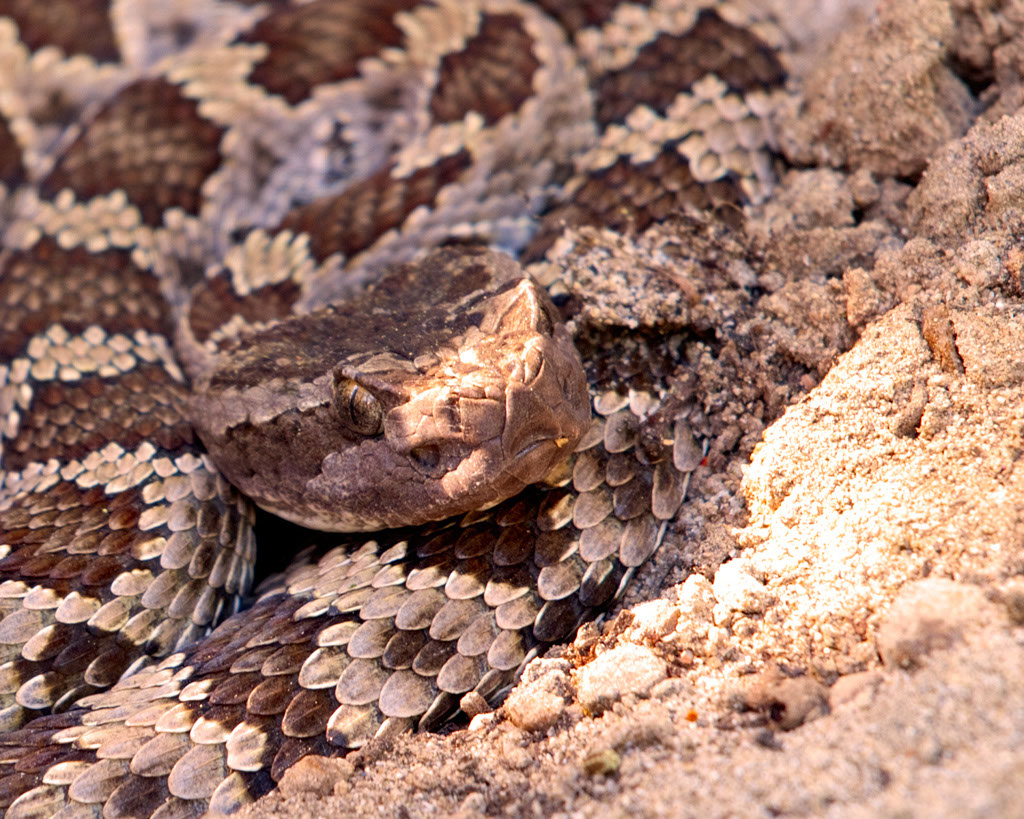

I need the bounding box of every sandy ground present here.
[246,1,1024,816]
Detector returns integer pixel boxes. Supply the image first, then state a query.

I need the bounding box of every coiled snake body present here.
[0,1,785,814]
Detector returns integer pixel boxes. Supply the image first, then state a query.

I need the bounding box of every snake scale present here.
[0,1,786,815]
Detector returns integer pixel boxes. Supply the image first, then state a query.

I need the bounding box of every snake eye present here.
[334,376,384,436]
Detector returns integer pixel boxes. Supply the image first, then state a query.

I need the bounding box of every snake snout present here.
[501,378,581,484]
[500,337,590,484]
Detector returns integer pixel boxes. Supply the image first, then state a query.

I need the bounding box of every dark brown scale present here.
[578,558,622,607]
[0,112,24,193]
[276,151,473,263]
[105,777,172,818]
[429,13,540,126]
[281,688,334,736]
[0,0,119,62]
[524,145,744,261]
[594,9,785,126]
[249,676,300,715]
[0,239,167,359]
[620,514,661,566]
[40,79,224,226]
[612,471,653,520]
[238,0,421,105]
[533,594,586,641]
[536,556,584,601]
[11,744,92,774]
[209,672,263,706]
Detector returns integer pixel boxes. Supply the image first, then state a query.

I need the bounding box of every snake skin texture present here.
[0,0,786,814]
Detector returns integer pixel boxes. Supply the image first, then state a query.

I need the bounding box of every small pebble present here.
[458,792,487,814]
[504,659,570,732]
[276,755,354,797]
[505,686,566,732]
[650,676,693,701]
[829,670,884,710]
[673,575,715,644]
[849,167,880,207]
[460,690,491,718]
[713,561,775,614]
[625,600,680,641]
[582,748,621,776]
[468,711,498,732]
[498,733,531,770]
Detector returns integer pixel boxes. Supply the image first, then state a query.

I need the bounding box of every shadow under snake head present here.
[187,248,591,532]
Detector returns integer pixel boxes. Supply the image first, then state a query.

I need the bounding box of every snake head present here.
[188,248,590,531]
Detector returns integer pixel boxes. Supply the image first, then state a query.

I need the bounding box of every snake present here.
[0,1,786,815]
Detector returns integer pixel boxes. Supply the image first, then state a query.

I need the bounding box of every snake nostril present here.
[409,445,442,476]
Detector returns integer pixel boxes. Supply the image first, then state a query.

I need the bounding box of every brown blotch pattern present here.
[40,78,225,226]
[239,0,421,106]
[0,0,119,63]
[525,144,743,260]
[429,13,540,126]
[277,150,472,262]
[594,9,785,126]
[0,238,166,359]
[5,365,192,472]
[188,272,302,345]
[532,0,646,37]
[0,483,148,592]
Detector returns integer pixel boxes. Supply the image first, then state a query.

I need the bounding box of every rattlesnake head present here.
[186,248,591,531]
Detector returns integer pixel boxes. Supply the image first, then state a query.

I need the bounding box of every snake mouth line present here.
[502,429,574,487]
[510,430,571,465]
[514,434,571,459]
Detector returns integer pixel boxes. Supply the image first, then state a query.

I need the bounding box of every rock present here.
[505,686,566,733]
[503,658,570,732]
[844,265,895,329]
[577,644,668,715]
[459,690,491,719]
[777,0,970,178]
[623,599,680,642]
[672,574,716,645]
[582,748,621,776]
